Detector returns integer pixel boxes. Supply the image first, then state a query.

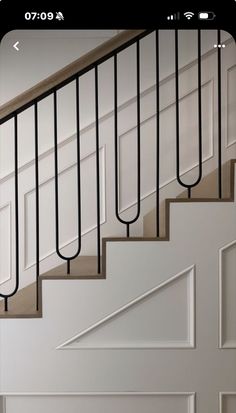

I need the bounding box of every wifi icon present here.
[184,11,194,20]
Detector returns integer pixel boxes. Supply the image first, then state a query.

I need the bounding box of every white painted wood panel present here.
[227,65,236,147]
[219,240,236,348]
[24,147,106,269]
[5,393,195,413]
[119,80,213,212]
[220,393,236,413]
[57,266,195,349]
[0,203,11,286]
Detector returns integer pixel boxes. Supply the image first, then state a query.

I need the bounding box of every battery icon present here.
[198,12,216,20]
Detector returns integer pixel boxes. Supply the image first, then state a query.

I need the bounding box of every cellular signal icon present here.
[184,11,194,20]
[167,12,180,20]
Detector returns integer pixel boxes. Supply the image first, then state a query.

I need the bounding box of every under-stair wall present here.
[0,162,235,413]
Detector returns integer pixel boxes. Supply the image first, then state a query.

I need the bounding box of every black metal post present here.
[95,66,101,273]
[217,30,222,199]
[34,103,40,310]
[155,30,160,236]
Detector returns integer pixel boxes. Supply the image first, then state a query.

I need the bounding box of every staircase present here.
[0,29,235,316]
[0,256,100,317]
[0,29,236,413]
[0,158,235,318]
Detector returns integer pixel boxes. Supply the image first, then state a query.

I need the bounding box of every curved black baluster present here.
[175,29,202,198]
[217,30,222,199]
[34,103,40,310]
[114,41,141,237]
[0,115,19,311]
[53,81,81,274]
[95,66,101,274]
[155,30,160,237]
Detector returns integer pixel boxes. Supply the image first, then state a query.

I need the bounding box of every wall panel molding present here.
[219,392,236,413]
[23,146,106,270]
[0,202,12,286]
[1,392,196,413]
[57,265,195,350]
[226,64,236,148]
[1,36,233,185]
[118,80,214,213]
[219,239,236,348]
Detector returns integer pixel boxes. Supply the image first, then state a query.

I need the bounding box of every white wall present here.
[0,30,235,292]
[0,30,119,104]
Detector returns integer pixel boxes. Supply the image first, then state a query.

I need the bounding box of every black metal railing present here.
[0,29,224,312]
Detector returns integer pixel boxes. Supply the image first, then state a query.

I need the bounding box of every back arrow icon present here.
[13,41,20,51]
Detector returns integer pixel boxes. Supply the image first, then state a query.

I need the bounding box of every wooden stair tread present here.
[0,283,39,318]
[41,256,99,279]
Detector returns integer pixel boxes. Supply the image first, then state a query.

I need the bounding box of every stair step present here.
[0,256,101,318]
[0,283,38,318]
[41,256,100,279]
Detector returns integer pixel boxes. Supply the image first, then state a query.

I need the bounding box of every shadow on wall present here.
[0,397,5,413]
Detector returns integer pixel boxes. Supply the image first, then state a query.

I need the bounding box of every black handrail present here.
[0,31,153,126]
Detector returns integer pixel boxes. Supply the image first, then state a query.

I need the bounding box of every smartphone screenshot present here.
[0,2,235,413]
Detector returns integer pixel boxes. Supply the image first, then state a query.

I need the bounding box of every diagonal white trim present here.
[56,265,195,350]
